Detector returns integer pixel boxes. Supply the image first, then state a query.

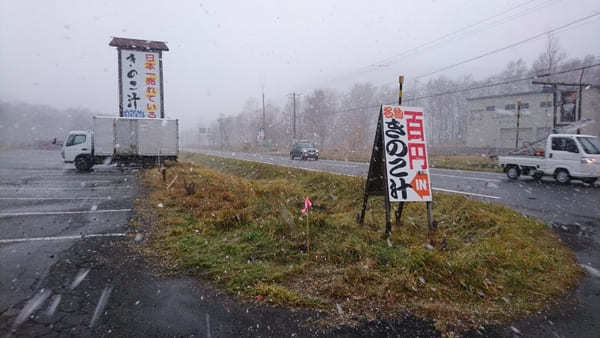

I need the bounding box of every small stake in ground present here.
[301,196,312,257]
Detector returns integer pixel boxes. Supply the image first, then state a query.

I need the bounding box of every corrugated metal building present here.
[466,87,600,149]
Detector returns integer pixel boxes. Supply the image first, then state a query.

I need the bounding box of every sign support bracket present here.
[395,76,405,229]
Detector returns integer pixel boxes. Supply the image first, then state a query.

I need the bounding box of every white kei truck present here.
[61,116,179,171]
[498,134,600,184]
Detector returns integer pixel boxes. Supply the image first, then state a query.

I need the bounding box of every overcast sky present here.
[1,0,599,129]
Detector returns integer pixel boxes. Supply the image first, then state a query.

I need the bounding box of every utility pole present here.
[262,91,266,141]
[532,80,592,131]
[577,69,585,134]
[515,100,521,149]
[292,92,296,140]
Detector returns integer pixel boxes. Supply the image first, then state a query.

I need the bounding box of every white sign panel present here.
[381,105,432,202]
[119,49,161,118]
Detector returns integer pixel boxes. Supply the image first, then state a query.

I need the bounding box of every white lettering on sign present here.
[381,105,432,202]
[120,49,161,118]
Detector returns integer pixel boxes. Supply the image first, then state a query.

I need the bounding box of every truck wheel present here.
[582,177,597,185]
[506,166,520,180]
[75,156,91,172]
[554,169,571,184]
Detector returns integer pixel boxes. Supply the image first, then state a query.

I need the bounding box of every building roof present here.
[109,37,169,51]
[466,90,550,101]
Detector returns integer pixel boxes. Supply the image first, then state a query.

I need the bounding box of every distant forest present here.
[209,36,600,150]
[0,101,97,148]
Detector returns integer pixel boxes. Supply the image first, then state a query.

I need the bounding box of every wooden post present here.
[395,202,404,226]
[427,201,434,231]
[515,100,521,149]
[395,75,405,228]
[306,211,310,257]
[359,188,369,224]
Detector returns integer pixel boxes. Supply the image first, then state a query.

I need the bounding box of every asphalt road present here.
[189,149,600,337]
[0,150,137,334]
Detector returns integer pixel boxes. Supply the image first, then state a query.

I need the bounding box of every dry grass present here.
[429,154,500,173]
[134,153,582,334]
[319,150,500,173]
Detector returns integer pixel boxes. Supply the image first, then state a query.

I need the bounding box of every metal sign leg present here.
[427,201,435,231]
[395,202,404,226]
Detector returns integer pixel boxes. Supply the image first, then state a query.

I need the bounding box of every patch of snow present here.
[13,288,52,328]
[46,294,62,316]
[510,326,521,335]
[581,264,600,278]
[70,268,90,290]
[89,286,113,328]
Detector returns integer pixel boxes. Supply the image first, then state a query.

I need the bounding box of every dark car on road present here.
[290,140,319,160]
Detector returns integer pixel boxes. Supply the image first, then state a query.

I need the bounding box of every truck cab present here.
[61,130,93,170]
[499,134,600,184]
[549,134,600,182]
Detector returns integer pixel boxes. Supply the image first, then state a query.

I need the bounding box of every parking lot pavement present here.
[0,149,136,317]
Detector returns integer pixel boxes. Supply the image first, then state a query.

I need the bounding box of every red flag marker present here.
[301,196,312,214]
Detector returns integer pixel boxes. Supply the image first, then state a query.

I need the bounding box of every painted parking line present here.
[0,197,113,200]
[0,209,132,217]
[0,187,132,191]
[432,187,500,199]
[0,233,127,244]
[431,173,503,183]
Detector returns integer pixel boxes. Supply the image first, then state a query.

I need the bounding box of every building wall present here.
[581,88,600,136]
[466,92,554,148]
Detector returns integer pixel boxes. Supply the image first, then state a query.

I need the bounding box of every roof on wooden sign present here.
[109,37,169,51]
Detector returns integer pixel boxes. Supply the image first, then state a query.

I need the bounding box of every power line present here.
[320,62,600,116]
[413,11,600,80]
[328,0,559,84]
[362,0,541,70]
[405,62,600,102]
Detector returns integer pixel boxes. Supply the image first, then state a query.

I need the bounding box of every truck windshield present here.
[65,134,86,147]
[577,137,600,155]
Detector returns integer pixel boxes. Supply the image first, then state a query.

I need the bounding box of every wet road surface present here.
[0,150,135,314]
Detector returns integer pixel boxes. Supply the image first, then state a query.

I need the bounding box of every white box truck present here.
[498,134,600,184]
[61,116,179,171]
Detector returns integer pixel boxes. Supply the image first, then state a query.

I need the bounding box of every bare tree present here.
[341,83,378,151]
[532,34,566,75]
[301,89,338,148]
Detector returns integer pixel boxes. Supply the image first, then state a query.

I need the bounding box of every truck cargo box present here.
[137,118,179,156]
[92,116,115,156]
[92,116,179,157]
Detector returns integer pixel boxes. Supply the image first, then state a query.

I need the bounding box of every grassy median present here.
[134,153,582,334]
[319,150,501,173]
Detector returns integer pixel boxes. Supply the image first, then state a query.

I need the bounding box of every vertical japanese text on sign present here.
[120,50,161,118]
[381,105,432,202]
